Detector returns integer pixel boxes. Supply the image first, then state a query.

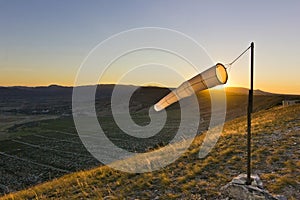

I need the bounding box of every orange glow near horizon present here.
[0,50,299,95]
[0,77,299,95]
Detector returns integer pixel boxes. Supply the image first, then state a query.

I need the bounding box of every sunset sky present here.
[0,1,299,94]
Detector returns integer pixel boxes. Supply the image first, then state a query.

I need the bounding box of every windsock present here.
[154,63,228,111]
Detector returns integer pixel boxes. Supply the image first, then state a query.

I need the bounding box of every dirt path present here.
[0,152,70,173]
[11,139,87,157]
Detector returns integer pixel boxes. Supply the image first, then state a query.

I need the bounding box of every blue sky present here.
[0,1,299,94]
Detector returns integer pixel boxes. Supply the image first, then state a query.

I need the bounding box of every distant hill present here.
[0,84,287,97]
[0,84,299,118]
[0,84,294,99]
[225,87,275,96]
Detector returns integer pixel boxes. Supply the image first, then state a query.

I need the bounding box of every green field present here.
[0,117,101,194]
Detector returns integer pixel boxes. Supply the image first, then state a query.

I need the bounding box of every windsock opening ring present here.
[215,63,228,84]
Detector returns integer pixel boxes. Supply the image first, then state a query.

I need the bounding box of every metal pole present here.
[246,42,254,185]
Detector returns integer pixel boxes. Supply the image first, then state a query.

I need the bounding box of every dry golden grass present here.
[1,105,299,199]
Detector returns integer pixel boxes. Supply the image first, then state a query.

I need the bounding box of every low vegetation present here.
[1,105,299,199]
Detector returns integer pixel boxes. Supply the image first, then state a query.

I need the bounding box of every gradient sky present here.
[0,1,299,94]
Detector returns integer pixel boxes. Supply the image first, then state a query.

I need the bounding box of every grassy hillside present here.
[2,86,297,196]
[1,104,299,200]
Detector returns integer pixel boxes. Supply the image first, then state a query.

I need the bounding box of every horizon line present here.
[0,83,299,96]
